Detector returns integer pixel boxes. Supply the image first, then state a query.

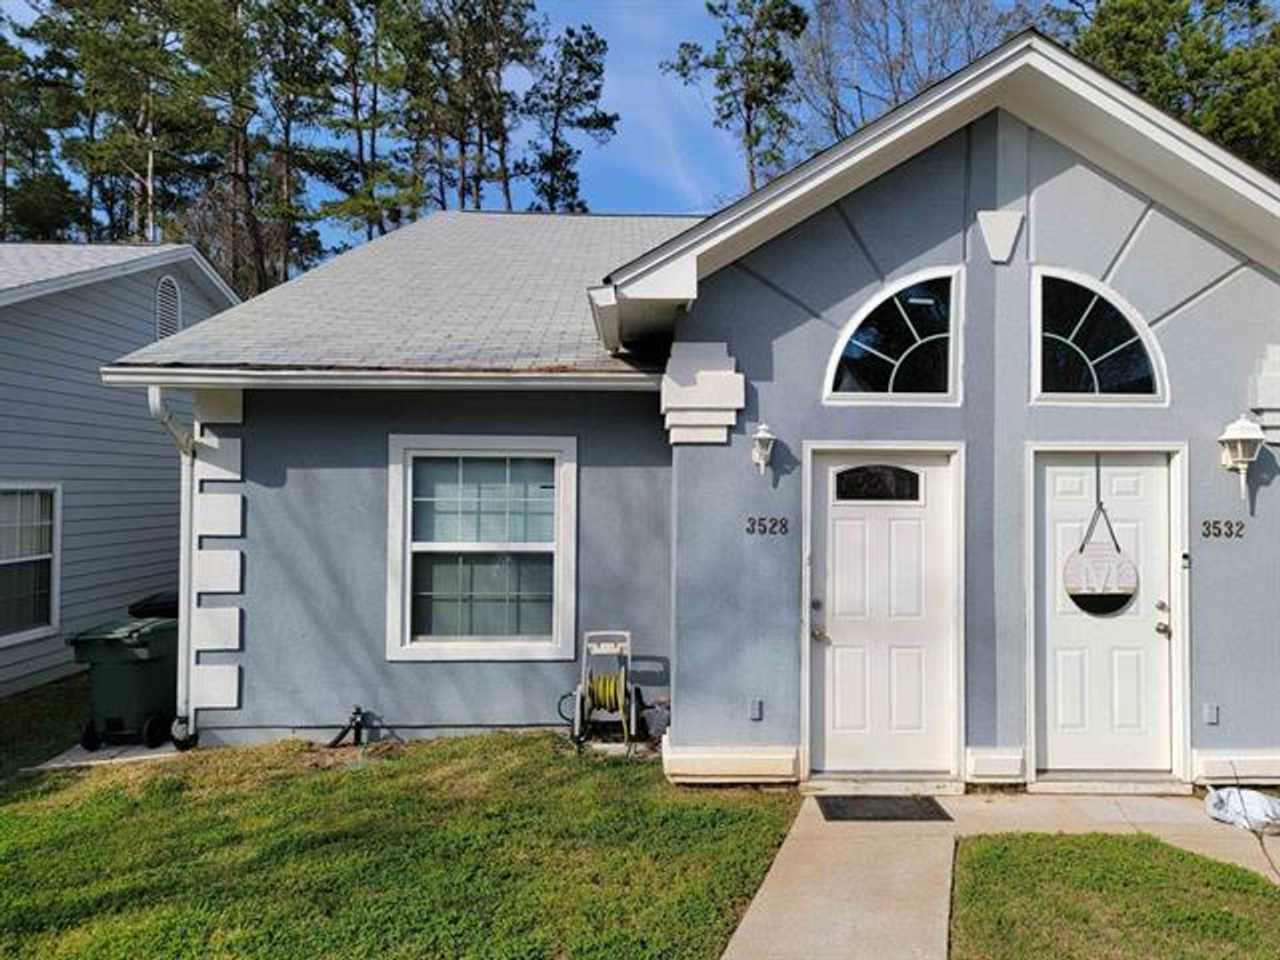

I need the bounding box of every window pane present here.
[833,342,893,392]
[835,465,920,501]
[510,458,554,499]
[410,551,553,639]
[462,458,508,501]
[413,501,461,542]
[891,337,949,393]
[1094,340,1156,394]
[898,279,950,338]
[1042,337,1095,393]
[851,298,914,361]
[511,497,554,543]
[0,558,52,637]
[1073,298,1135,362]
[413,458,461,499]
[1041,276,1096,338]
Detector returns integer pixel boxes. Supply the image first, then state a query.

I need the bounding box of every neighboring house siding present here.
[0,261,222,694]
[669,109,1280,754]
[195,390,672,743]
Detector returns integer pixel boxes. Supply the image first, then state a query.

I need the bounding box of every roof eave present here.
[100,364,662,392]
[0,245,239,311]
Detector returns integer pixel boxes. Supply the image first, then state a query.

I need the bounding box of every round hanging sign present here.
[1064,540,1139,615]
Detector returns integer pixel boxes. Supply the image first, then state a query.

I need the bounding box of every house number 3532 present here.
[1202,520,1245,539]
[746,517,789,535]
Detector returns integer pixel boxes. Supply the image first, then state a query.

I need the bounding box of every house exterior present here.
[1,243,237,695]
[104,33,1280,791]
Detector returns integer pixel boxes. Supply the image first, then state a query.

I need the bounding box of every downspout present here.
[149,386,199,746]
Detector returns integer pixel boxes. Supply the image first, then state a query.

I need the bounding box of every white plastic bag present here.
[1205,787,1280,835]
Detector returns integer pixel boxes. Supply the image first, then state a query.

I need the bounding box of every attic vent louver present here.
[155,276,182,340]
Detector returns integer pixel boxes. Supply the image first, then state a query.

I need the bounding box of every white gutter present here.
[105,365,662,391]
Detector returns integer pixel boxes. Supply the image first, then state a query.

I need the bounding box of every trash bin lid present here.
[72,616,177,646]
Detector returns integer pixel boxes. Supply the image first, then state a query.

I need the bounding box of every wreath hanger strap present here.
[1078,453,1122,554]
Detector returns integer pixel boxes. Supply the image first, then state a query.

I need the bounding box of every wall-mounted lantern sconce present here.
[751,423,776,476]
[1218,415,1266,500]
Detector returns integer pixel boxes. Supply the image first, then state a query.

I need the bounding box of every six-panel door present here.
[811,452,956,773]
[1035,452,1172,772]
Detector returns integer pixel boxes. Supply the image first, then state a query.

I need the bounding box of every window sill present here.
[387,638,573,662]
[0,623,59,649]
[822,393,962,408]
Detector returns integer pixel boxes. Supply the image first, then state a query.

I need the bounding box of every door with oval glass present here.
[1035,452,1172,772]
[810,451,956,773]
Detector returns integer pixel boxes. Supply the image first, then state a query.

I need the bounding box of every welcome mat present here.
[816,795,953,822]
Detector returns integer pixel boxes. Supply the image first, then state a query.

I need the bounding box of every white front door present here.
[811,452,956,773]
[1036,452,1172,772]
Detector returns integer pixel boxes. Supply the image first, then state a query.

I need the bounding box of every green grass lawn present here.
[0,732,798,959]
[952,832,1280,960]
[0,672,88,781]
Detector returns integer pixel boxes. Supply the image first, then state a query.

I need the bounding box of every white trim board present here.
[799,440,966,782]
[0,245,237,312]
[384,434,578,662]
[1194,751,1280,783]
[102,366,661,392]
[1022,442,1191,785]
[966,747,1026,781]
[661,735,799,783]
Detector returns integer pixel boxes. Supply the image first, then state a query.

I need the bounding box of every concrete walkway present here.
[22,742,178,774]
[722,794,1280,960]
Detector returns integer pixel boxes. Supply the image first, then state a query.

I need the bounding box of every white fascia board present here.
[0,246,239,311]
[101,365,662,391]
[603,32,1280,342]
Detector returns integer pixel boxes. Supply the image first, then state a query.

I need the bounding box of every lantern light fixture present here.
[751,423,776,476]
[1218,415,1266,500]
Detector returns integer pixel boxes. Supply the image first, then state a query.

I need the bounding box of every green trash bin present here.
[68,616,178,750]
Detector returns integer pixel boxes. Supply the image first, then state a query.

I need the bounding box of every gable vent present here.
[155,276,182,340]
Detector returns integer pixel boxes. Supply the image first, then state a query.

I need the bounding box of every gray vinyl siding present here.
[0,260,226,694]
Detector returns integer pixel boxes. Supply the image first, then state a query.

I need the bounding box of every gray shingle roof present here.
[115,212,702,374]
[0,242,189,296]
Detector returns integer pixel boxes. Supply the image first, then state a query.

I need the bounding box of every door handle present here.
[811,627,830,643]
[1155,622,1171,636]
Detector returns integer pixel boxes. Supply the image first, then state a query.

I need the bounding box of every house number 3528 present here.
[746,516,789,535]
[1202,520,1245,539]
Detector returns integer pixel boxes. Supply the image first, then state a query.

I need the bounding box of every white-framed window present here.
[822,266,964,407]
[1031,266,1168,406]
[155,275,182,340]
[0,483,61,647]
[385,435,577,662]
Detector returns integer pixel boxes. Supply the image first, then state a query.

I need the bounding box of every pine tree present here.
[522,24,617,212]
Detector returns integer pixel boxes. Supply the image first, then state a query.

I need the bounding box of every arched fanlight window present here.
[826,269,960,404]
[155,276,182,341]
[835,465,921,502]
[1035,271,1164,401]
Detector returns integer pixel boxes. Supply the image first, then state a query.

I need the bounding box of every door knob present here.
[1155,622,1171,636]
[811,627,830,643]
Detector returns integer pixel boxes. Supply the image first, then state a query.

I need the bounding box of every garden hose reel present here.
[571,631,640,749]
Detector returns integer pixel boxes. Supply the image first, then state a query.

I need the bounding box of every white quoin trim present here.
[183,389,246,722]
[660,343,746,445]
[661,735,800,784]
[1249,345,1280,444]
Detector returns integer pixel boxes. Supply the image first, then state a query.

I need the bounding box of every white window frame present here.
[822,266,964,408]
[0,482,62,648]
[385,435,577,662]
[1030,265,1169,407]
[155,275,183,341]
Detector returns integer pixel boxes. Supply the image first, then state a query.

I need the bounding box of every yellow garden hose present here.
[586,669,629,742]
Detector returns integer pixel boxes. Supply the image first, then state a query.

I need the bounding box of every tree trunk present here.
[0,124,7,241]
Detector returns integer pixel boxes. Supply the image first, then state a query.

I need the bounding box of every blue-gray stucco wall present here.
[670,109,1280,758]
[196,390,671,740]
